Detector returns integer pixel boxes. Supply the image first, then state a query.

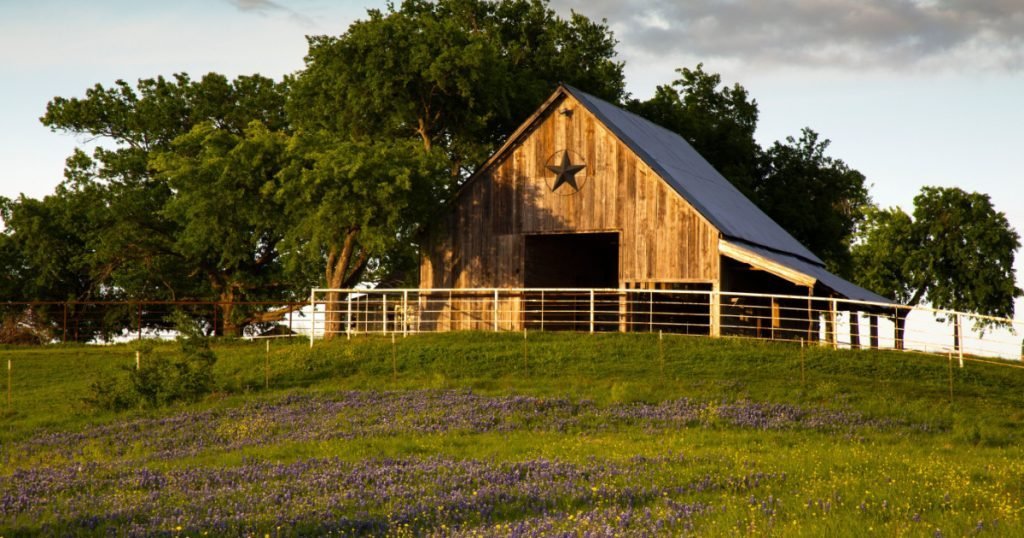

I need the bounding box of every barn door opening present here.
[523,232,619,331]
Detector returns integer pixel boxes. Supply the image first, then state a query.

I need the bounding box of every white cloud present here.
[550,0,1024,72]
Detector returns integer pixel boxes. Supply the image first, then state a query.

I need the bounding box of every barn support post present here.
[648,289,654,332]
[540,290,545,331]
[446,290,452,332]
[849,308,861,350]
[589,290,595,333]
[710,285,721,338]
[618,290,627,333]
[869,315,879,349]
[805,288,814,344]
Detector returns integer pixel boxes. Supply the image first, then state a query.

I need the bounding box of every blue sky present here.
[3,0,1023,268]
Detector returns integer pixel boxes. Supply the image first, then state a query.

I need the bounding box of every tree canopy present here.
[756,128,871,275]
[29,73,292,334]
[854,187,1020,323]
[289,0,625,171]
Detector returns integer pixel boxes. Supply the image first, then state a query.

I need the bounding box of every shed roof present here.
[724,240,893,304]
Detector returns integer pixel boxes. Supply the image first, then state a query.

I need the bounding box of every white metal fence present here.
[309,288,1024,361]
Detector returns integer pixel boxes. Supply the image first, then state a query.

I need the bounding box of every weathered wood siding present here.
[420,93,721,329]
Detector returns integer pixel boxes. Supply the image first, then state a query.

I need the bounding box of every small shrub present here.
[86,312,217,411]
[83,375,138,411]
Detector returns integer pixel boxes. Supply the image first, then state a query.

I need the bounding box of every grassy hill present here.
[2,333,1024,536]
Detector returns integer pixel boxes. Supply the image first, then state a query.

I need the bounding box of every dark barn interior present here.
[524,232,619,331]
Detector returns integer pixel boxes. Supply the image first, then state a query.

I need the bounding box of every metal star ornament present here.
[545,150,586,193]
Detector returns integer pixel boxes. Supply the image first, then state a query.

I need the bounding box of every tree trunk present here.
[217,288,241,337]
[323,229,362,340]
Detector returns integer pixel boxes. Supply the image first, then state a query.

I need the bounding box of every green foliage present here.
[626,64,762,198]
[289,0,625,169]
[757,128,872,274]
[275,135,451,290]
[854,186,1021,323]
[152,120,291,324]
[82,374,138,412]
[86,312,218,410]
[0,188,101,302]
[31,73,293,335]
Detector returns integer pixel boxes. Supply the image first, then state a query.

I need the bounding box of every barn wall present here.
[419,93,721,329]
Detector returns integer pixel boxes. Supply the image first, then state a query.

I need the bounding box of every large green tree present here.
[275,134,450,334]
[39,73,292,335]
[757,128,871,274]
[0,181,119,341]
[289,0,625,170]
[151,121,292,334]
[853,186,1020,349]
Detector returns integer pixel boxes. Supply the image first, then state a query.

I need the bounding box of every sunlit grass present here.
[2,332,1023,535]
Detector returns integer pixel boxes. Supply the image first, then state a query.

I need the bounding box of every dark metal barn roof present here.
[564,85,892,304]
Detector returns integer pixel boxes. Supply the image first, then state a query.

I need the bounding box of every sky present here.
[2,1,1023,288]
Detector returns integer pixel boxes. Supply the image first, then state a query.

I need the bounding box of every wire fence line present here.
[310,288,1024,362]
[3,290,1021,363]
[0,300,312,344]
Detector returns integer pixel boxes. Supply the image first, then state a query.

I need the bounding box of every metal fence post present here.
[536,288,544,332]
[957,313,964,368]
[710,287,721,338]
[347,294,352,339]
[309,289,315,348]
[402,290,409,337]
[830,298,838,350]
[589,290,595,333]
[382,293,388,335]
[493,289,499,332]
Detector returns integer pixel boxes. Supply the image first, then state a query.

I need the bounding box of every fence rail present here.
[311,288,1024,361]
[5,291,1021,362]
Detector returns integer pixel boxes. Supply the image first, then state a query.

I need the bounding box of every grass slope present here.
[2,332,1024,536]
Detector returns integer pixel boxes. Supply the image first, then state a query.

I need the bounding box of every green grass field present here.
[2,332,1024,536]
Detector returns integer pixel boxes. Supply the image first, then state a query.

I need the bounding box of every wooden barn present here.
[419,85,890,338]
